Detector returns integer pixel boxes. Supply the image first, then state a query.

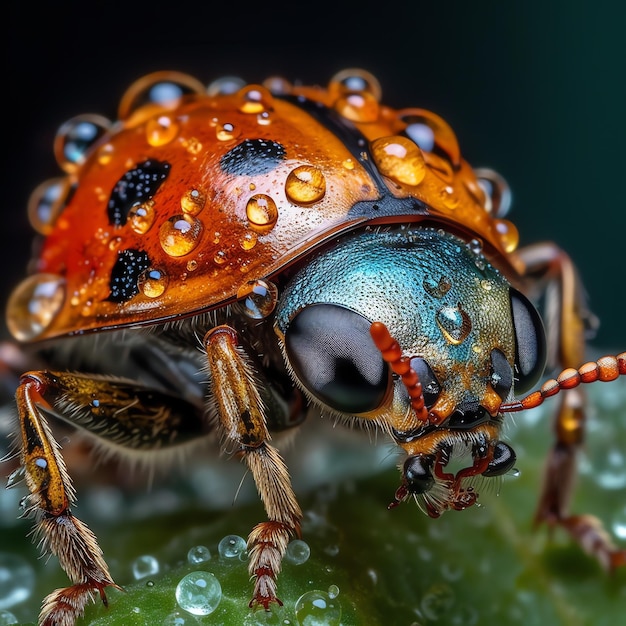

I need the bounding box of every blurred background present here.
[3,1,625,351]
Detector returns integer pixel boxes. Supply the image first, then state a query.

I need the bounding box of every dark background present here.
[4,1,625,351]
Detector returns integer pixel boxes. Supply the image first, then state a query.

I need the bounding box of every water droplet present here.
[423,276,452,299]
[159,214,203,257]
[131,554,160,580]
[118,71,205,120]
[97,143,115,165]
[218,534,247,559]
[285,539,311,565]
[420,583,455,621]
[186,259,198,271]
[213,250,228,266]
[187,545,212,565]
[493,219,519,253]
[238,85,274,114]
[0,610,18,625]
[216,121,239,142]
[295,590,341,626]
[474,168,512,217]
[285,165,326,205]
[0,553,35,609]
[54,114,111,172]
[263,75,293,95]
[180,188,206,215]
[246,194,279,230]
[236,279,278,319]
[129,201,156,234]
[468,238,482,255]
[397,108,461,167]
[328,68,382,102]
[175,571,222,616]
[146,114,179,147]
[436,305,472,345]
[439,185,459,209]
[207,75,246,96]
[27,177,70,235]
[371,136,426,186]
[257,111,272,126]
[327,585,339,599]
[334,91,380,122]
[146,580,155,587]
[342,158,355,170]
[6,274,65,341]
[239,231,258,250]
[480,280,492,291]
[138,267,168,298]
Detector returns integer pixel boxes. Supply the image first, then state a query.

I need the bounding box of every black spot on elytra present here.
[108,249,150,302]
[220,139,286,176]
[107,160,170,226]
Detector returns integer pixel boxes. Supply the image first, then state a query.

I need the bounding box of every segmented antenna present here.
[500,353,625,413]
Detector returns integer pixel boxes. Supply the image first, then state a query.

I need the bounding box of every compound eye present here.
[284,304,389,414]
[409,357,441,408]
[490,348,513,401]
[403,455,435,494]
[482,441,517,477]
[510,288,547,394]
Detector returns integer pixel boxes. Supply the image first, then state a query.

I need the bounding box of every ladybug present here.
[3,68,625,625]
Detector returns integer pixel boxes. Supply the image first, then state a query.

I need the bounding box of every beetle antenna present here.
[370,321,429,421]
[501,352,625,413]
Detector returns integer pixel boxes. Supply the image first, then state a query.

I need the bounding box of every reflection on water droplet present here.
[436,305,472,345]
[295,590,341,626]
[493,219,519,253]
[397,108,461,167]
[239,231,258,250]
[6,274,65,341]
[218,534,247,559]
[160,214,203,256]
[27,177,70,235]
[187,545,211,564]
[181,188,206,215]
[0,553,35,610]
[423,276,452,299]
[285,165,326,205]
[285,539,311,565]
[342,158,355,170]
[0,609,19,625]
[132,554,160,580]
[334,91,380,123]
[439,186,459,209]
[97,143,115,165]
[328,68,382,102]
[146,115,179,147]
[257,111,272,126]
[327,585,340,599]
[371,136,426,186]
[216,122,239,142]
[54,114,111,172]
[129,201,155,234]
[207,75,246,96]
[246,194,278,230]
[138,267,168,298]
[175,571,222,616]
[238,85,274,114]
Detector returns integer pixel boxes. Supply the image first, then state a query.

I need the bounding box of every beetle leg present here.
[515,243,625,570]
[10,369,208,625]
[204,325,302,609]
[13,371,119,626]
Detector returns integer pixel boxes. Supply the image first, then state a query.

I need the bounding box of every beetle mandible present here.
[2,68,625,625]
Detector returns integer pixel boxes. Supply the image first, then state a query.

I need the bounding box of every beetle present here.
[2,68,624,625]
